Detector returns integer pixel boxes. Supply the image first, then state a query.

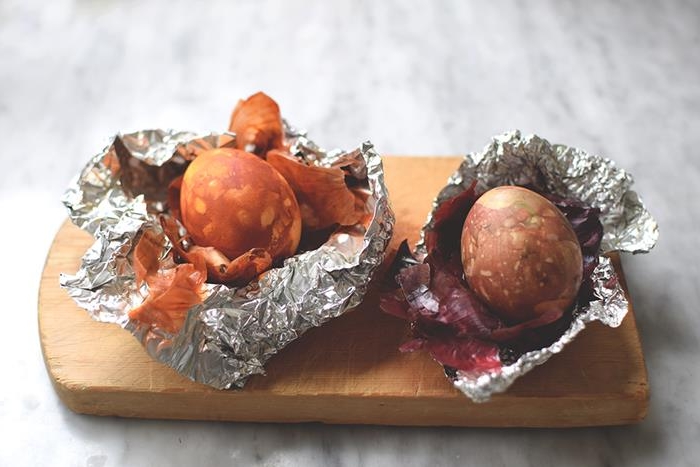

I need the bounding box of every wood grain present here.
[38,156,649,427]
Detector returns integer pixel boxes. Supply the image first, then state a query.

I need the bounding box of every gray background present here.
[1,0,698,465]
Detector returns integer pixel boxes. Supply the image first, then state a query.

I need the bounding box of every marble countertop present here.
[2,0,698,465]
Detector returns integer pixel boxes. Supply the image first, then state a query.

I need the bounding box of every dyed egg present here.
[180,148,302,262]
[460,186,583,323]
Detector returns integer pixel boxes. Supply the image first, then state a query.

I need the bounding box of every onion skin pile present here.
[180,148,302,263]
[128,230,207,333]
[380,182,602,373]
[162,93,363,287]
[131,92,366,333]
[228,92,284,156]
[461,186,583,324]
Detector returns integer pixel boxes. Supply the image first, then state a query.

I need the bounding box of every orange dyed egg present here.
[180,148,302,262]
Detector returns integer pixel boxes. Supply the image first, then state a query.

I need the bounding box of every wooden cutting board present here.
[38,156,648,427]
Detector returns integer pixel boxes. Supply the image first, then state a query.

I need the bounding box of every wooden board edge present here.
[52,387,649,427]
[607,252,650,423]
[37,221,69,408]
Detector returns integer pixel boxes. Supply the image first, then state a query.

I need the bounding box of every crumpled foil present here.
[417,130,658,402]
[60,126,394,389]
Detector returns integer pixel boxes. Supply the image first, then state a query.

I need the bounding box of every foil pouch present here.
[416,130,658,402]
[60,126,394,389]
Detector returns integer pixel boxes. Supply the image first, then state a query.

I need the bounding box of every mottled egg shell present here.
[180,148,302,262]
[460,186,583,323]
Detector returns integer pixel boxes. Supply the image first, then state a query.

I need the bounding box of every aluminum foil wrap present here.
[417,130,658,402]
[60,126,394,389]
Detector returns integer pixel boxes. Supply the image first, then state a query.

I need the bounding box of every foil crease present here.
[418,130,657,402]
[61,128,394,389]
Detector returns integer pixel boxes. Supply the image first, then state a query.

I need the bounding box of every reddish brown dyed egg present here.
[180,148,302,262]
[460,186,583,323]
